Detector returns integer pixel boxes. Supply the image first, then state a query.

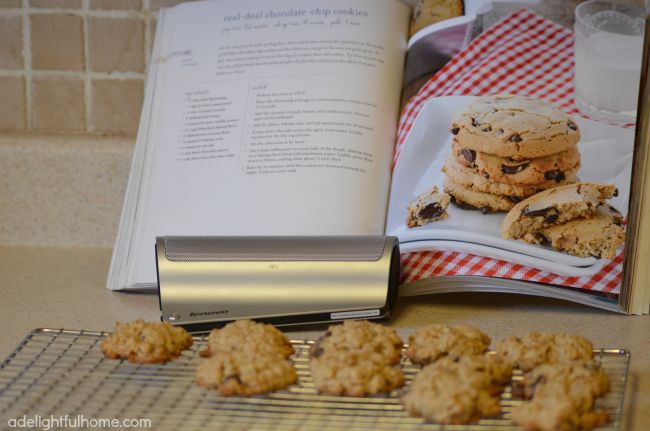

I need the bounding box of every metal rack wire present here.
[0,329,630,430]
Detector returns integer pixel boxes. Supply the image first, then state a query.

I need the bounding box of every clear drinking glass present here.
[574,0,646,123]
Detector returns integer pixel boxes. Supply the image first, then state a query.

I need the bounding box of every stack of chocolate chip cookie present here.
[442,94,581,214]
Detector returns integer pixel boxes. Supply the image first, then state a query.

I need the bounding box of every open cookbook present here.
[108,0,650,314]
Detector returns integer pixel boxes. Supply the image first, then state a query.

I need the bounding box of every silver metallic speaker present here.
[156,236,400,331]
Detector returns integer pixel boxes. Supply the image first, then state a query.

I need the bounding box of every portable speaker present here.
[156,236,400,331]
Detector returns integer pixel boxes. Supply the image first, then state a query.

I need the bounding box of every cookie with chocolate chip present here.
[310,350,404,396]
[402,355,512,424]
[452,140,581,186]
[450,94,580,160]
[406,323,491,365]
[444,177,518,213]
[310,320,403,365]
[410,0,463,38]
[495,332,594,372]
[511,362,610,431]
[195,351,297,396]
[442,155,577,199]
[522,204,625,259]
[501,183,619,240]
[407,186,451,228]
[203,319,294,358]
[511,392,609,431]
[101,320,192,364]
[308,320,404,396]
[513,361,609,401]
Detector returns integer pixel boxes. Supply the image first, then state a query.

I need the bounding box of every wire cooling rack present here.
[0,329,630,431]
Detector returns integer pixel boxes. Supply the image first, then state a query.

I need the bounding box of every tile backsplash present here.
[0,0,190,136]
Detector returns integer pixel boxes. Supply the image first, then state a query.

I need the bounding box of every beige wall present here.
[0,0,192,136]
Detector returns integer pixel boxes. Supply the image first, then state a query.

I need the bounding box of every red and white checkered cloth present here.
[396,9,628,293]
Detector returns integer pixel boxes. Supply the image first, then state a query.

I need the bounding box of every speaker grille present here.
[163,236,387,262]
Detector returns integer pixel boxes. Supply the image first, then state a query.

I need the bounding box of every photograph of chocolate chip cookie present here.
[402,355,512,424]
[443,94,583,217]
[452,140,581,186]
[444,177,518,213]
[195,351,297,396]
[409,0,463,38]
[450,94,580,160]
[202,319,294,358]
[522,204,625,259]
[500,182,624,258]
[101,320,193,364]
[501,182,619,240]
[495,332,594,371]
[442,155,577,199]
[406,323,491,365]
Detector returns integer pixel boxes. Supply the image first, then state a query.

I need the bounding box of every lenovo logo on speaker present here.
[190,310,229,317]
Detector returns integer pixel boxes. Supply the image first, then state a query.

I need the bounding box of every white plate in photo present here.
[386,96,634,274]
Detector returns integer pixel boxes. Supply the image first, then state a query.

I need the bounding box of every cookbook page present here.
[385,5,643,300]
[129,0,410,287]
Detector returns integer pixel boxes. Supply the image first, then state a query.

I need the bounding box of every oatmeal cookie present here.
[511,393,609,431]
[406,324,491,365]
[450,94,580,159]
[203,319,294,358]
[514,362,610,401]
[100,320,193,364]
[309,350,404,396]
[311,320,403,365]
[495,332,594,371]
[308,320,404,396]
[402,355,512,424]
[511,362,610,431]
[196,352,297,396]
